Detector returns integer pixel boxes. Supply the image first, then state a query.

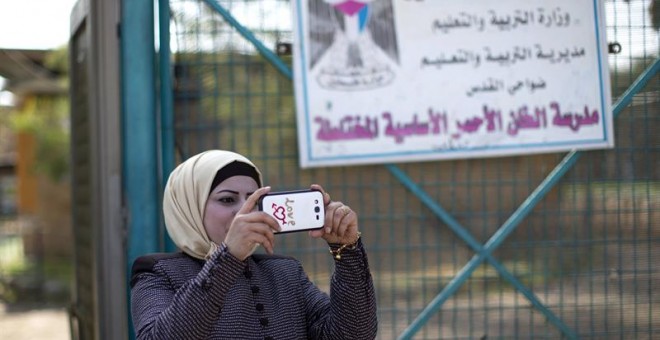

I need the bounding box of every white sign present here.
[292,0,613,168]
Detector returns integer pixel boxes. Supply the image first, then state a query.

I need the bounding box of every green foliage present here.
[10,95,70,182]
[0,248,72,304]
[7,47,70,182]
[44,46,69,74]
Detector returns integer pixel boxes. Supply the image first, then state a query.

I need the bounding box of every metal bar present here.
[386,165,484,251]
[488,58,659,253]
[158,0,177,252]
[484,152,582,253]
[201,0,293,79]
[610,58,659,117]
[122,0,159,270]
[389,165,577,340]
[121,0,158,338]
[486,256,576,339]
[396,57,659,339]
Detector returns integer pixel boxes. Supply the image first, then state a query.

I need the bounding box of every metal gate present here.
[125,0,659,338]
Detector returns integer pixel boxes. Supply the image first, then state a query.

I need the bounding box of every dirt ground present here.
[0,303,70,340]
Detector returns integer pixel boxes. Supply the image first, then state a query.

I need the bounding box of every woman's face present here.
[203,175,259,245]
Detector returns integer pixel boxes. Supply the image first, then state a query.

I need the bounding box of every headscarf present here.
[163,150,263,259]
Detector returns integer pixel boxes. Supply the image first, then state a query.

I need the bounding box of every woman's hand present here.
[308,184,360,245]
[224,186,281,261]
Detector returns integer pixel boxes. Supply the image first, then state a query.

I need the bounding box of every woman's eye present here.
[218,197,236,204]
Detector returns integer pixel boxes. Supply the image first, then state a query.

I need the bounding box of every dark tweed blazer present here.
[130,240,377,340]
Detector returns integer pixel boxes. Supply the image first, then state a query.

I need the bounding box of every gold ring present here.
[341,206,351,216]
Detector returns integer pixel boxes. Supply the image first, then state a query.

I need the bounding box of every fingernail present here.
[326,227,331,233]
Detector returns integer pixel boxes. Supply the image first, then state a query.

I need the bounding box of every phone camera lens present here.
[314,206,320,213]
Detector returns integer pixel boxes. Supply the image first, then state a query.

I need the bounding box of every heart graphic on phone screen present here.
[271,203,287,225]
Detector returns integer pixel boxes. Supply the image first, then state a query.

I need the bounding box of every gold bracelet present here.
[329,232,362,260]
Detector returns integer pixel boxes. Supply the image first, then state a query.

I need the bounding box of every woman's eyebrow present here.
[216,189,239,195]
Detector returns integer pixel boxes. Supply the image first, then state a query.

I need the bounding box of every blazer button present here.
[255,303,264,311]
[244,270,253,279]
[259,317,269,326]
[251,286,260,294]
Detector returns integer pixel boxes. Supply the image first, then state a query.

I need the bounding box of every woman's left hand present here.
[308,184,360,245]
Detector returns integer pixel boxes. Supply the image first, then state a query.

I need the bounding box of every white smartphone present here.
[258,189,325,234]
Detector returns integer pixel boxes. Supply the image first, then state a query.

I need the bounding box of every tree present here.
[8,46,69,182]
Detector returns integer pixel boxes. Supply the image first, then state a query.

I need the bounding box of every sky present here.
[0,0,78,105]
[0,0,78,50]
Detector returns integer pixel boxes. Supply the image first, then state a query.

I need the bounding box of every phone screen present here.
[258,189,325,233]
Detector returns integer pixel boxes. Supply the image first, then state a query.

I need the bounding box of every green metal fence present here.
[149,0,658,338]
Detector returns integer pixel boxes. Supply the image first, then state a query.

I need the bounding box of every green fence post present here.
[158,0,177,252]
[121,0,158,338]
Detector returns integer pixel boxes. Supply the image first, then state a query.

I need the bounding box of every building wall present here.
[16,131,37,214]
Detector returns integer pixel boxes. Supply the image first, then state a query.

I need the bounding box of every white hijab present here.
[162,150,262,259]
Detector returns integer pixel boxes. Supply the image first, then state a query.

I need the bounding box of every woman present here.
[130,150,377,339]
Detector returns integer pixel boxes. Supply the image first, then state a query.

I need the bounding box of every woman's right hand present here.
[223,186,281,260]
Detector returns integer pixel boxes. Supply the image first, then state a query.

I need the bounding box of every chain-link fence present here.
[158,0,659,338]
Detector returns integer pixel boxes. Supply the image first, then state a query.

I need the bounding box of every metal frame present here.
[191,4,660,337]
[70,0,127,338]
[90,0,126,336]
[394,55,660,340]
[127,0,660,338]
[121,0,159,337]
[158,0,178,252]
[122,0,160,263]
